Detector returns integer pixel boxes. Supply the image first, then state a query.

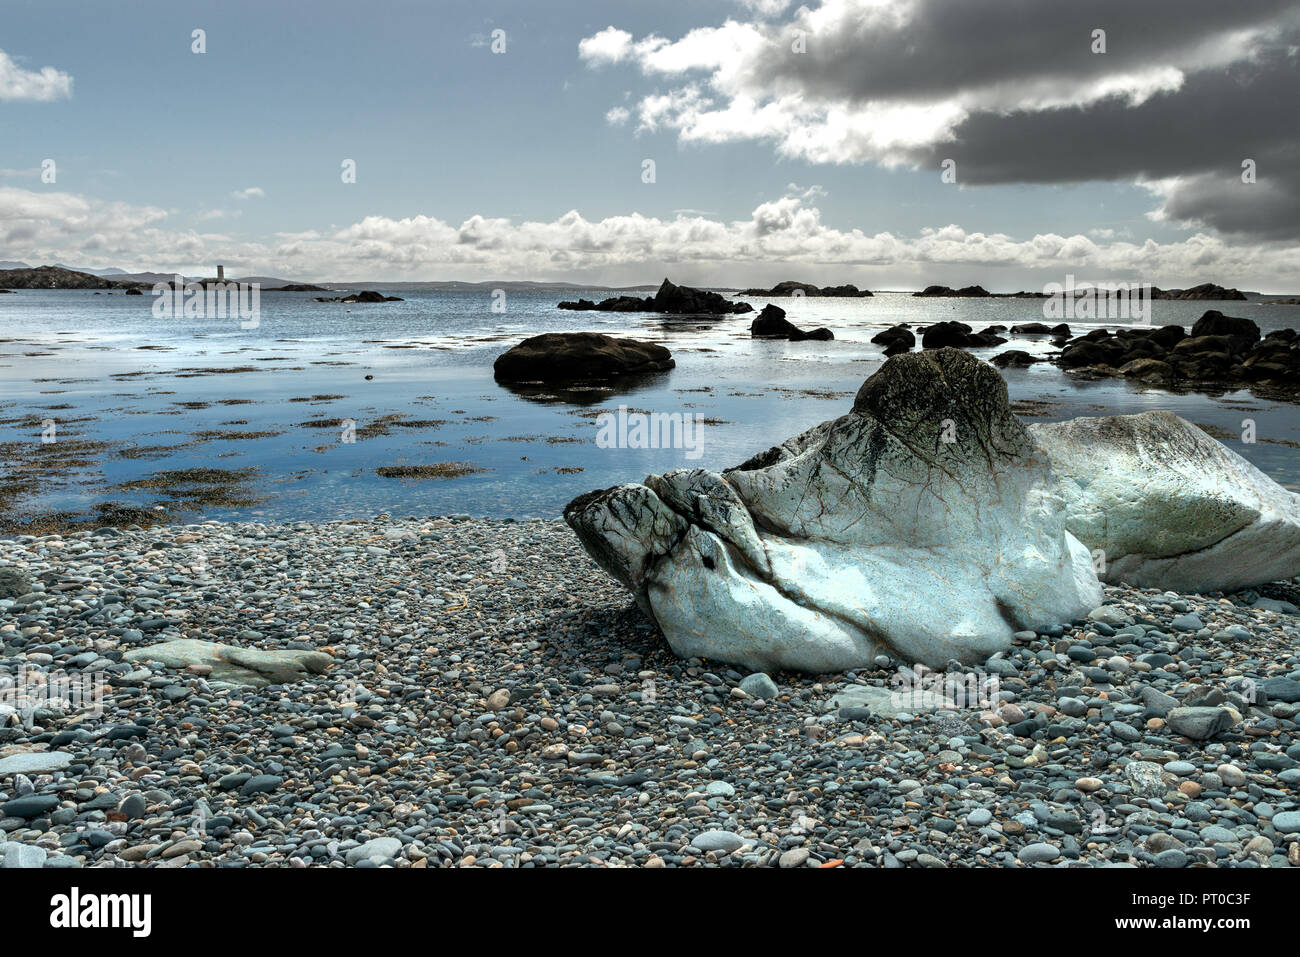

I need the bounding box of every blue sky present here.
[2,0,1298,288]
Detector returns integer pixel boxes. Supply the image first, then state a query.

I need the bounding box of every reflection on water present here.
[1,287,1297,529]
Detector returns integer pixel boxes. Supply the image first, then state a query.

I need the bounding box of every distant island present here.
[740,280,872,297]
[0,265,149,290]
[312,291,405,303]
[912,281,1247,300]
[1150,283,1246,300]
[914,285,1048,298]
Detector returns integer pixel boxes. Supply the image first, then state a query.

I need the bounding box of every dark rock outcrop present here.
[870,324,915,355]
[991,350,1041,368]
[750,304,833,341]
[493,332,674,382]
[312,290,404,302]
[920,321,1007,349]
[1051,310,1299,396]
[559,278,751,315]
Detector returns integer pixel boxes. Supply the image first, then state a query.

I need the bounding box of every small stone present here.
[1166,707,1233,741]
[1154,849,1189,868]
[692,830,744,853]
[163,840,202,858]
[0,842,47,869]
[239,774,283,796]
[0,753,73,776]
[1017,843,1060,864]
[739,673,779,700]
[1217,764,1247,787]
[345,836,403,865]
[779,848,810,868]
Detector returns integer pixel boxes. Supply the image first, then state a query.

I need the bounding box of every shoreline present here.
[1,516,1297,867]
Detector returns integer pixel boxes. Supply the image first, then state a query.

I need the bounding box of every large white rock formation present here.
[1031,411,1300,592]
[566,349,1300,672]
[565,349,1102,671]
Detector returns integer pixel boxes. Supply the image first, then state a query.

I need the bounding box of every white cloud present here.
[232,187,265,200]
[578,27,637,65]
[605,106,631,125]
[4,184,1298,288]
[0,49,73,102]
[578,1,1296,167]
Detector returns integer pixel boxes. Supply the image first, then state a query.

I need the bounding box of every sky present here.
[1,0,1299,290]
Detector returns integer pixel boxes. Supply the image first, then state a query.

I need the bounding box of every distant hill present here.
[0,265,150,290]
[52,263,129,276]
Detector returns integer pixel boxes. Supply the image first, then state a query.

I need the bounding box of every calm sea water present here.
[1,288,1298,528]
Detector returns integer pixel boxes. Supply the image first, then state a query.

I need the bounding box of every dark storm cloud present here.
[912,44,1300,238]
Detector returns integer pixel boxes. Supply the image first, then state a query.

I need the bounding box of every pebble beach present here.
[2,516,1298,868]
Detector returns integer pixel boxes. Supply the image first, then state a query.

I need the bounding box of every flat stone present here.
[123,638,333,688]
[691,830,745,853]
[778,848,810,868]
[0,794,59,818]
[0,752,73,776]
[345,836,403,865]
[0,842,47,869]
[1166,707,1234,741]
[1017,843,1060,863]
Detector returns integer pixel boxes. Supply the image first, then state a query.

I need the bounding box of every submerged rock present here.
[565,349,1101,671]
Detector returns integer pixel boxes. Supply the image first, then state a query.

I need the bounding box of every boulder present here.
[920,321,974,348]
[749,304,833,341]
[564,349,1102,671]
[0,567,32,599]
[1190,309,1260,345]
[1117,358,1174,384]
[493,332,674,382]
[1031,411,1300,591]
[991,350,1039,368]
[565,352,1300,671]
[871,324,915,355]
